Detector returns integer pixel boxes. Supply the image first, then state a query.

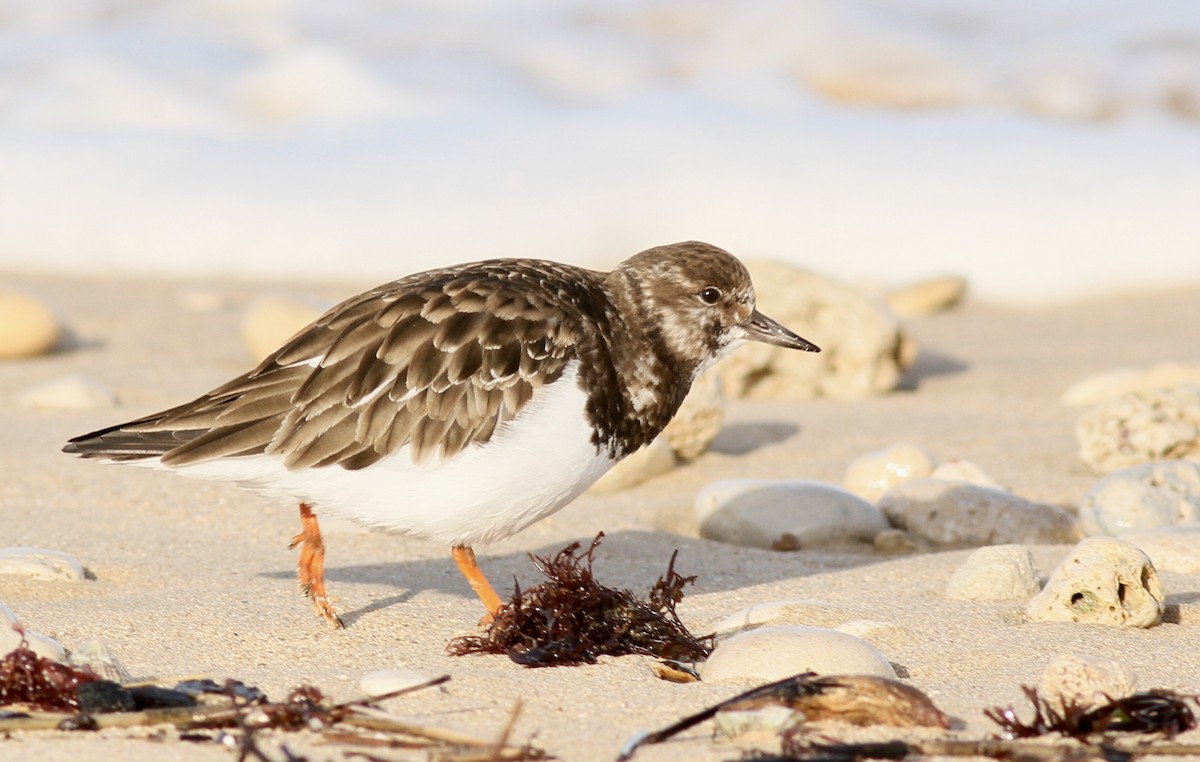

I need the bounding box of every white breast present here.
[157,360,617,546]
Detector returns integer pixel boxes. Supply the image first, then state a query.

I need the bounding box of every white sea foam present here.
[1,1,1198,302]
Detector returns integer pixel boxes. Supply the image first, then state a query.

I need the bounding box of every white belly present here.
[159,361,618,546]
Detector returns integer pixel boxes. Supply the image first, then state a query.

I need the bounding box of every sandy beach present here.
[0,272,1197,760]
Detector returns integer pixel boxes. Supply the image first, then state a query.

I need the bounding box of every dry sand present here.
[2,274,1199,761]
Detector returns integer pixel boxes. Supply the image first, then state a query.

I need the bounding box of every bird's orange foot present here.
[451,545,505,627]
[290,503,344,629]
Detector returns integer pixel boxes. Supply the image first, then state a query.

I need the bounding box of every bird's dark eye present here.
[699,286,722,305]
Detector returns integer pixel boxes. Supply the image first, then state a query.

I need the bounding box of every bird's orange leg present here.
[289,503,344,628]
[451,545,505,624]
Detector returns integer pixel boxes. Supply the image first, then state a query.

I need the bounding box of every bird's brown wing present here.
[65,262,584,470]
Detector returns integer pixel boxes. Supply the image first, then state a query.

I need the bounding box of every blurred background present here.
[0,0,1198,301]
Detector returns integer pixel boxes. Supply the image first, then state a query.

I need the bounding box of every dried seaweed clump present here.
[986,685,1198,739]
[449,533,713,667]
[0,636,100,711]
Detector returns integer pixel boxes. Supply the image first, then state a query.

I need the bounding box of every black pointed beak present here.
[743,309,820,352]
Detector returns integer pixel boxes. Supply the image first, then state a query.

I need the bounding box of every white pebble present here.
[359,668,438,698]
[1075,383,1200,473]
[700,626,896,682]
[1039,654,1137,711]
[0,547,86,581]
[945,545,1041,601]
[19,374,117,410]
[0,289,61,359]
[878,479,1077,546]
[1078,461,1200,536]
[696,479,888,550]
[843,442,936,502]
[241,294,326,360]
[1026,537,1164,628]
[929,458,1004,489]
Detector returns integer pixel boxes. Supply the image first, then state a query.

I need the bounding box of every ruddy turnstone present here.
[64,241,818,628]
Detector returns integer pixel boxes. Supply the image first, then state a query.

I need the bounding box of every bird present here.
[64,241,819,628]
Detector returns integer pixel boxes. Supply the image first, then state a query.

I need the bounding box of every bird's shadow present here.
[897,348,968,391]
[260,529,881,626]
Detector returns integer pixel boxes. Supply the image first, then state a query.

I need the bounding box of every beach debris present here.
[1026,537,1164,627]
[986,685,1198,739]
[1078,460,1200,537]
[0,289,61,359]
[883,275,967,317]
[358,668,441,699]
[1075,383,1200,473]
[0,547,87,582]
[241,294,325,360]
[0,636,101,711]
[592,372,725,492]
[618,672,947,760]
[715,260,916,400]
[1039,654,1137,713]
[449,533,712,667]
[699,626,896,683]
[878,479,1078,546]
[945,545,1041,602]
[695,479,887,550]
[1062,362,1200,407]
[18,374,117,411]
[843,442,936,502]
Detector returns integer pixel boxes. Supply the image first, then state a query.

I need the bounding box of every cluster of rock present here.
[698,437,1199,631]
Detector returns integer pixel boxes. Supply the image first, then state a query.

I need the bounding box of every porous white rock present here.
[843,442,936,502]
[241,294,325,360]
[0,547,86,581]
[1063,363,1200,407]
[715,260,916,400]
[878,479,1077,546]
[1026,538,1164,628]
[18,374,117,410]
[884,275,967,318]
[1123,524,1200,574]
[696,479,888,550]
[0,603,66,661]
[1078,461,1200,536]
[0,289,61,359]
[1075,384,1200,473]
[945,545,1041,601]
[1039,653,1137,711]
[929,458,1005,490]
[359,668,439,698]
[700,626,896,682]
